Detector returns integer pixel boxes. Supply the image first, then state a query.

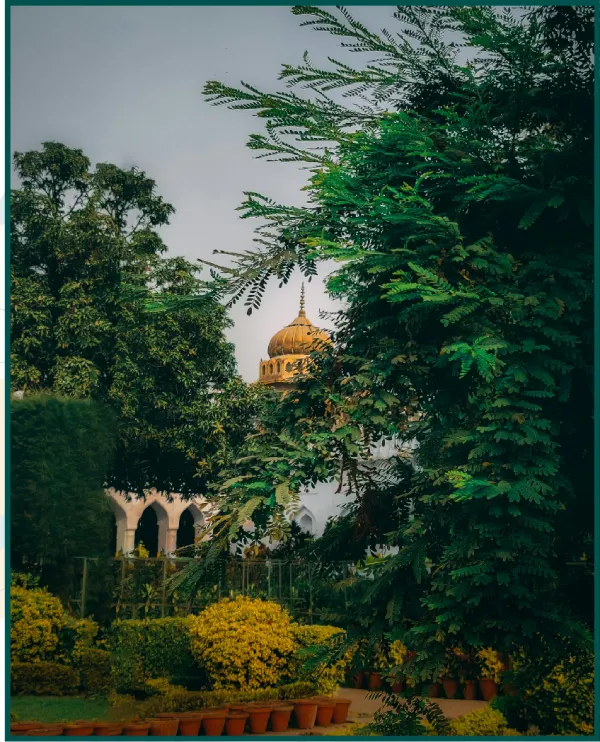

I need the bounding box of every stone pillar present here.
[123,529,136,555]
[165,528,178,556]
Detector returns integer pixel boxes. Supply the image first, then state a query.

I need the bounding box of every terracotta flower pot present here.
[228,704,250,713]
[33,724,64,735]
[391,680,404,693]
[25,729,61,737]
[480,678,499,701]
[442,677,459,699]
[368,671,383,690]
[178,715,203,736]
[94,723,124,736]
[463,680,478,700]
[353,670,365,689]
[11,723,45,734]
[270,706,293,733]
[427,682,442,698]
[225,712,249,736]
[64,723,96,736]
[247,706,272,734]
[293,699,318,730]
[122,722,151,736]
[202,711,227,737]
[503,682,518,697]
[315,700,336,727]
[332,698,352,724]
[147,718,179,737]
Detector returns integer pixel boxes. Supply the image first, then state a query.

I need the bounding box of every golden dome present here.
[258,284,331,389]
[267,286,330,358]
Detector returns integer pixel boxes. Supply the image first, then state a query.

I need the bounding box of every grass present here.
[10,696,142,724]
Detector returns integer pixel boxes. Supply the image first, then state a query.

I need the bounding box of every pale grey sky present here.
[9,5,443,381]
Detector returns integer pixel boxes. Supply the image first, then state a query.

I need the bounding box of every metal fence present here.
[70,557,355,624]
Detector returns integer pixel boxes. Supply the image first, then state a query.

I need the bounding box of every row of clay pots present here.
[353,671,511,702]
[426,678,511,702]
[10,697,352,738]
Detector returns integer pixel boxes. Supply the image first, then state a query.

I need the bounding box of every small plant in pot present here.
[388,640,408,693]
[368,642,390,690]
[477,647,504,701]
[457,651,479,700]
[441,648,462,699]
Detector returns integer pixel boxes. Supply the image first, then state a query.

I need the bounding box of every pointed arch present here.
[295,505,316,536]
[177,502,206,549]
[135,500,169,556]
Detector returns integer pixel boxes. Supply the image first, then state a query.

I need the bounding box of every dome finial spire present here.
[299,282,306,317]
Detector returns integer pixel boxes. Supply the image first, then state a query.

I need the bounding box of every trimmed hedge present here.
[110,618,195,692]
[140,680,317,716]
[11,662,80,696]
[76,648,113,697]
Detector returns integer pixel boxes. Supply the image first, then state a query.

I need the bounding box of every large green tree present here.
[197,4,594,661]
[11,394,116,598]
[11,143,264,495]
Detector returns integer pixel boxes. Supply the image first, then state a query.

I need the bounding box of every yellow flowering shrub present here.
[389,640,408,666]
[422,708,521,737]
[494,644,594,736]
[289,624,351,694]
[10,584,65,663]
[190,596,296,690]
[477,648,504,683]
[448,707,518,736]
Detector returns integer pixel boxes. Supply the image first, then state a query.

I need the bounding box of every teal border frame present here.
[3,2,599,740]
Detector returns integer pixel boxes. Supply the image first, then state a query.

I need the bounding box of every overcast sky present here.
[10,5,408,381]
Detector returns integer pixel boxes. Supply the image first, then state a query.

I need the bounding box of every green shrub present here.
[110,617,194,692]
[448,707,519,737]
[11,395,116,597]
[289,624,350,693]
[58,617,100,663]
[139,680,316,716]
[492,641,594,737]
[11,662,80,696]
[75,647,113,697]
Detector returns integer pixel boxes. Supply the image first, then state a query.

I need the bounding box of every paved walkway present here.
[261,689,488,736]
[336,688,488,720]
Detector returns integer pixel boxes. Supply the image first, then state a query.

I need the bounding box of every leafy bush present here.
[289,624,350,693]
[493,640,594,736]
[477,648,505,683]
[140,680,316,716]
[366,692,449,736]
[448,707,519,737]
[190,596,296,690]
[11,662,80,696]
[75,647,113,697]
[11,395,116,597]
[110,617,194,692]
[58,617,100,663]
[10,582,66,663]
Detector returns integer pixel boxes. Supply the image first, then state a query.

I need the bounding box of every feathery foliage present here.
[195,4,593,666]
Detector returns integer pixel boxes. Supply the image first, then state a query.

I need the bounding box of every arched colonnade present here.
[107,488,210,556]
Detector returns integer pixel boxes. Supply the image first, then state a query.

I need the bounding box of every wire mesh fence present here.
[70,557,355,624]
